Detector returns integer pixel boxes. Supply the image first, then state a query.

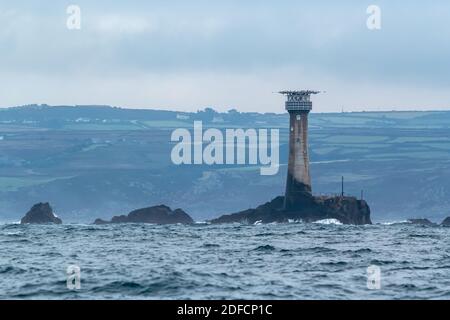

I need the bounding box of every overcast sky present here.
[1,0,450,112]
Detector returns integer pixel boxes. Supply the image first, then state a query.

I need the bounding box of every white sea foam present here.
[194,221,210,225]
[379,220,408,225]
[314,219,343,225]
[0,221,21,225]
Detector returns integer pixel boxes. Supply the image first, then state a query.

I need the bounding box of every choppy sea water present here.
[1,221,450,300]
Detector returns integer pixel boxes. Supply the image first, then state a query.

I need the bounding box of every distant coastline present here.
[1,105,450,223]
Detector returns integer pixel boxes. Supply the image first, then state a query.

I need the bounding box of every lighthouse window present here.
[296,115,301,121]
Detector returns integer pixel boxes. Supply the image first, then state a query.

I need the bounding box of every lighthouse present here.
[280,90,320,210]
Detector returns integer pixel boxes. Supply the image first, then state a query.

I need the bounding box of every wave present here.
[1,239,32,244]
[202,243,220,248]
[379,220,409,225]
[0,221,21,226]
[0,265,26,275]
[255,232,276,237]
[343,248,372,254]
[252,245,276,252]
[314,219,343,225]
[320,261,348,267]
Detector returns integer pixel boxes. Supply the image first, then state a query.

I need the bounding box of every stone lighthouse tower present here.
[280,90,320,210]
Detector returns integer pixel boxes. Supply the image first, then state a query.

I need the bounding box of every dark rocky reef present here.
[440,217,450,227]
[210,194,371,225]
[407,218,437,227]
[20,203,62,224]
[94,205,194,225]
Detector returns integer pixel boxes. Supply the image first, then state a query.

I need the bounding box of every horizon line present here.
[1,104,449,115]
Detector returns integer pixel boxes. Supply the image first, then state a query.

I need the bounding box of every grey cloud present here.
[0,0,449,110]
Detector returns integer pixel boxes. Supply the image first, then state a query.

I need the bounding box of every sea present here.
[1,221,449,300]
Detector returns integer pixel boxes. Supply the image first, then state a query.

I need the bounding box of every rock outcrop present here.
[210,194,371,225]
[20,203,62,224]
[407,218,437,227]
[94,205,194,225]
[440,217,450,227]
